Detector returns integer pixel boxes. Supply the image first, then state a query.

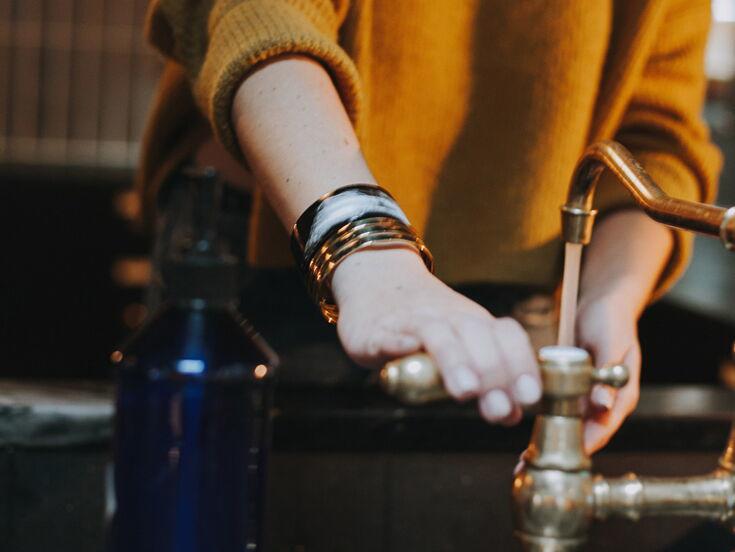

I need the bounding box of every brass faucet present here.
[561,140,734,249]
[379,140,735,550]
[512,347,735,551]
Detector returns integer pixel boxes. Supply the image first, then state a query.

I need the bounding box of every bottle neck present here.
[162,257,240,308]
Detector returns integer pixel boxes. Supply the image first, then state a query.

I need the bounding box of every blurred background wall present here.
[0,0,733,381]
[0,0,159,168]
[0,0,157,377]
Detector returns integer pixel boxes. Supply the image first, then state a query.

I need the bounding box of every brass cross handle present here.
[379,351,629,406]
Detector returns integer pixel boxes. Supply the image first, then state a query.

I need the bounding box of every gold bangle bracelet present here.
[308,218,430,294]
[304,216,434,323]
[308,220,418,288]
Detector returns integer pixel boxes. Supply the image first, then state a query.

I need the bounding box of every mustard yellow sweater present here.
[139,0,721,294]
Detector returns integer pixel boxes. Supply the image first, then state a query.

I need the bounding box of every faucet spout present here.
[562,140,735,250]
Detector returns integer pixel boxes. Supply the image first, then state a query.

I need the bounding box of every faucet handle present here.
[537,347,628,417]
[538,347,629,394]
[379,353,448,405]
[591,364,629,388]
[380,349,629,406]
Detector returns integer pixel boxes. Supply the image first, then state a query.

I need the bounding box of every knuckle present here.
[448,313,486,340]
[466,304,495,322]
[451,304,493,326]
[421,334,466,368]
[425,332,456,353]
[497,317,530,340]
[340,329,373,358]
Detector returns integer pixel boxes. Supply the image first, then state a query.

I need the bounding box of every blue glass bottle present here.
[109,169,277,552]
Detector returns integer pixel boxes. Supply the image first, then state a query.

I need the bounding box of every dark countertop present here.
[2,376,734,552]
[1,377,732,453]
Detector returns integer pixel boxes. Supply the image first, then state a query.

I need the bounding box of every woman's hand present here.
[331,247,543,424]
[576,292,641,453]
[577,209,674,453]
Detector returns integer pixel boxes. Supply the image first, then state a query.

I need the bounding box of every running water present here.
[557,242,583,346]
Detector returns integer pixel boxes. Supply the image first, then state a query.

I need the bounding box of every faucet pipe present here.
[592,424,735,528]
[562,140,735,251]
[593,468,735,524]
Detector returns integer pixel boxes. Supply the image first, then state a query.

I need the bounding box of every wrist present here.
[290,184,433,322]
[331,246,430,306]
[577,285,639,323]
[579,209,673,320]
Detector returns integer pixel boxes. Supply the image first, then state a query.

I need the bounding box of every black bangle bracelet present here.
[291,184,410,269]
[290,184,433,323]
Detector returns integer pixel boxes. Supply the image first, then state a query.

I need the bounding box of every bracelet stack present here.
[291,185,434,323]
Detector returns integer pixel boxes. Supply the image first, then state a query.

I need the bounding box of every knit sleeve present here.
[145,0,361,160]
[593,0,723,299]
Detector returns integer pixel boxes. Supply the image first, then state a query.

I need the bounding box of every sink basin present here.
[1,378,733,551]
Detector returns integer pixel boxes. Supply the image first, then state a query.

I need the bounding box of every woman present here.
[138,0,721,452]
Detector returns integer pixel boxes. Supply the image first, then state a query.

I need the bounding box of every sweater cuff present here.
[194,0,362,161]
[592,152,705,301]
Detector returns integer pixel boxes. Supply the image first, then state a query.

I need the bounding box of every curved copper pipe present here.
[565,141,734,249]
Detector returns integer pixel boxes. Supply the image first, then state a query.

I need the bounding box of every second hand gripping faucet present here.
[380,140,735,551]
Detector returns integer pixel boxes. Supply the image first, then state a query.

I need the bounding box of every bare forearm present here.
[231,54,376,229]
[579,210,674,318]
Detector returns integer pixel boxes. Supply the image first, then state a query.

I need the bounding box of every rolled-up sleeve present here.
[593,0,723,299]
[146,0,362,160]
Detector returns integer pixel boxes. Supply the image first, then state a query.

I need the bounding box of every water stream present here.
[557,242,583,346]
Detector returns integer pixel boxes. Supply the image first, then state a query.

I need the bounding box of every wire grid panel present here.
[0,0,163,169]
